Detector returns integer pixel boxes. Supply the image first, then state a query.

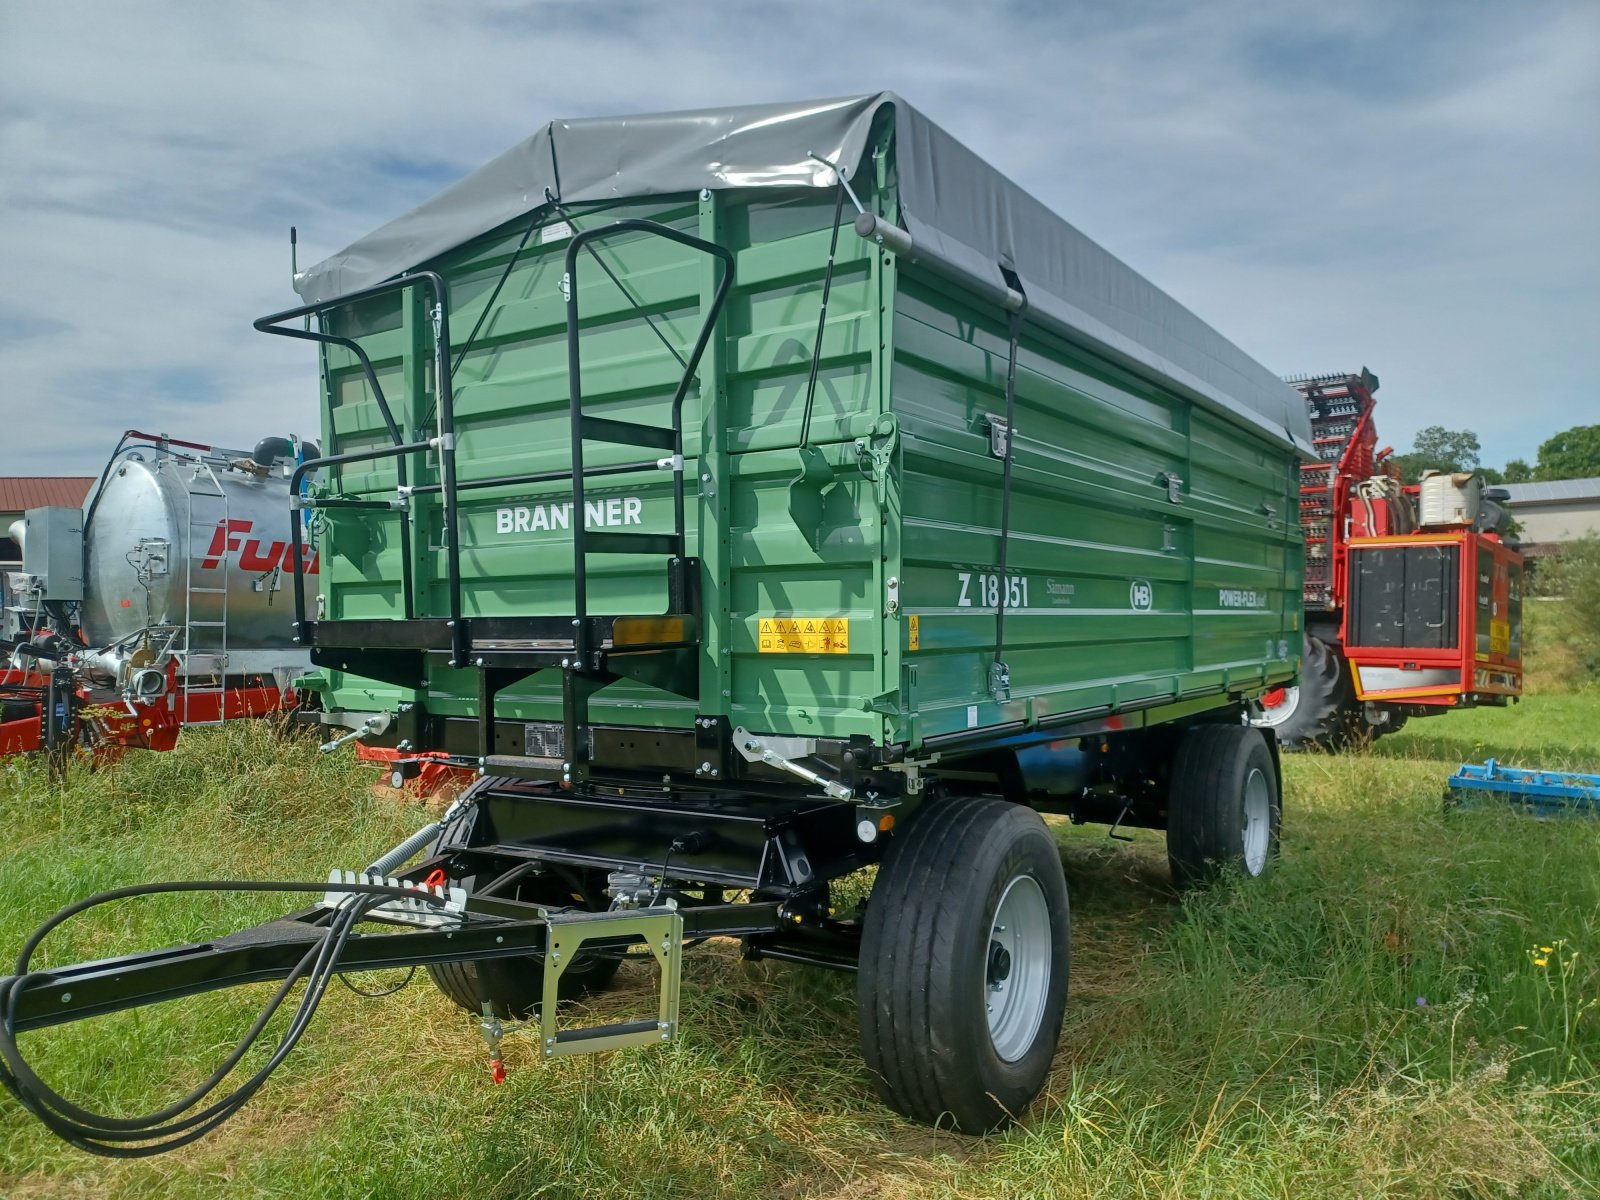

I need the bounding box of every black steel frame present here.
[256,221,736,785]
[1,893,791,1036]
[563,220,734,661]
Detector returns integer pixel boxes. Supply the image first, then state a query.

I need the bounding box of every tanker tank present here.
[8,431,318,702]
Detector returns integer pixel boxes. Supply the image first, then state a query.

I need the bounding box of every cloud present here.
[2,0,1595,474]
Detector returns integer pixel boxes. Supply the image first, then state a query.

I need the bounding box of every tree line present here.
[1387,423,1600,485]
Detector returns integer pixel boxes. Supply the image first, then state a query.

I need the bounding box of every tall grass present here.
[1532,535,1600,689]
[0,700,1596,1199]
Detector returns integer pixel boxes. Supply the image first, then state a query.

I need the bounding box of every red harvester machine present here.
[1255,369,1523,748]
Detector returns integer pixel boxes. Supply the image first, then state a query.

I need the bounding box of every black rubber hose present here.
[0,879,445,1157]
[0,893,376,1154]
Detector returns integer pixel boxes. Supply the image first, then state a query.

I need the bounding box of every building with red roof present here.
[1,477,95,567]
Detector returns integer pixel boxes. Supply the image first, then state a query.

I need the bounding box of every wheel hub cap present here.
[1242,766,1270,876]
[984,874,1053,1063]
[987,941,1012,987]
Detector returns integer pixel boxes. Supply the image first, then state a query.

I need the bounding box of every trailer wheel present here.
[426,867,622,1019]
[1167,725,1281,887]
[857,796,1070,1133]
[1253,633,1361,750]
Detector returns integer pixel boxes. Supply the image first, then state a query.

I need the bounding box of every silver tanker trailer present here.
[2,431,316,756]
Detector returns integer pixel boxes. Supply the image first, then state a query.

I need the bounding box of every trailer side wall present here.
[307,162,1301,753]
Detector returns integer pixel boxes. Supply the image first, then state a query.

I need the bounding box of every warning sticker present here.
[907,614,920,652]
[758,617,850,654]
[1490,620,1510,655]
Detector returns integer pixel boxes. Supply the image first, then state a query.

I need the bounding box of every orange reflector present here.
[877,813,895,832]
[612,616,686,646]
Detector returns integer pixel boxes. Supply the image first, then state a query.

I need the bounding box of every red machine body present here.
[0,662,295,762]
[1257,370,1522,747]
[352,743,472,801]
[1342,529,1523,708]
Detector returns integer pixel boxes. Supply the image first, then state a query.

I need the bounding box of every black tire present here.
[426,863,622,1019]
[1167,724,1282,888]
[857,796,1071,1133]
[1,698,36,725]
[1368,709,1407,741]
[428,935,621,1020]
[1252,633,1363,750]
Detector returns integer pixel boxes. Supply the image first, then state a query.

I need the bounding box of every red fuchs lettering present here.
[239,539,288,572]
[200,519,252,569]
[200,520,319,574]
[282,544,320,574]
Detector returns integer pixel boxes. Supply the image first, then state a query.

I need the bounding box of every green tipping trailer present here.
[275,95,1310,1129]
[0,96,1312,1152]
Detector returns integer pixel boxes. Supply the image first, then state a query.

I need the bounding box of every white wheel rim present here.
[1242,766,1271,875]
[1252,685,1300,728]
[985,874,1053,1063]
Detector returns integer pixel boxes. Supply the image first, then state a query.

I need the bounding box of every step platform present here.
[540,905,683,1057]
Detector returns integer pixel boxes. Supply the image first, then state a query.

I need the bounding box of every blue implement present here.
[1447,758,1600,818]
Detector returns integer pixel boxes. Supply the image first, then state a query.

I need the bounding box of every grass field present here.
[1,690,1596,1199]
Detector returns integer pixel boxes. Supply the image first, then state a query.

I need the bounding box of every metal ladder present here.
[181,460,230,725]
[468,219,734,785]
[558,222,733,785]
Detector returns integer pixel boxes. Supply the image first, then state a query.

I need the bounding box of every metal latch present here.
[1160,471,1184,503]
[319,711,391,753]
[852,412,898,507]
[988,659,1011,702]
[985,414,1012,459]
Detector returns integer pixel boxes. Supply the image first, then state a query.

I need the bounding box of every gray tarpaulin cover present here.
[296,93,1312,455]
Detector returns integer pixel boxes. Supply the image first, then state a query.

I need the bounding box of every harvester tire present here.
[1368,710,1407,741]
[1255,633,1363,750]
[857,796,1070,1133]
[426,866,622,1019]
[1167,724,1281,887]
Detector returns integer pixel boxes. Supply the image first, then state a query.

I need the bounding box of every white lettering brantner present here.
[496,497,644,534]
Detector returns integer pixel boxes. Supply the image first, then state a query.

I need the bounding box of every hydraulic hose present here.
[0,878,446,1157]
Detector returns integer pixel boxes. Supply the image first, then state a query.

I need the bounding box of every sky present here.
[2,0,1597,477]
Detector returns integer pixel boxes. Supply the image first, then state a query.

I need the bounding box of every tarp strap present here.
[798,182,849,449]
[549,195,690,373]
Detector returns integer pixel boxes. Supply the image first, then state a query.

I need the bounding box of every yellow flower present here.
[1534,957,1549,967]
[1540,946,1554,954]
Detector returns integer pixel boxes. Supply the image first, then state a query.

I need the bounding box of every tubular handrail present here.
[563,220,735,657]
[286,439,438,650]
[256,271,455,649]
[261,223,733,679]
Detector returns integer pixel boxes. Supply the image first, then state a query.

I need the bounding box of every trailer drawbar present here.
[0,791,770,1156]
